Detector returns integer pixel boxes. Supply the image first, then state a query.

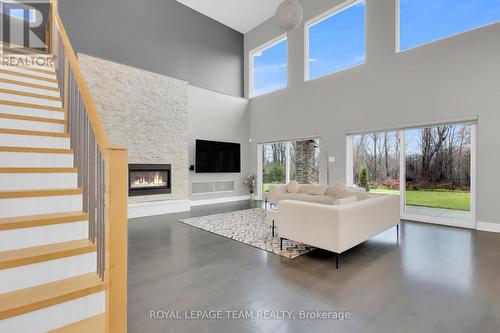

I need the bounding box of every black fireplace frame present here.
[128,164,171,197]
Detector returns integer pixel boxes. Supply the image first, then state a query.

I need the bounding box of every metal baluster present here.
[55,27,107,281]
[82,108,89,215]
[89,134,96,242]
[101,157,106,279]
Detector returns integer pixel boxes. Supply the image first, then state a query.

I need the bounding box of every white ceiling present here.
[176,0,282,34]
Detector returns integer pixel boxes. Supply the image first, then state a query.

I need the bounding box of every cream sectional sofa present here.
[277,193,400,268]
[267,182,365,205]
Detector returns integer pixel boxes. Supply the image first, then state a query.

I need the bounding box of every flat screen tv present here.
[195,140,241,173]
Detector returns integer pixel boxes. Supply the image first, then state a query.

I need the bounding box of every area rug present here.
[179,208,314,259]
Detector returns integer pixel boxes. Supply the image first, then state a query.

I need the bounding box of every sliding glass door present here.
[262,142,287,193]
[404,124,473,223]
[347,122,475,228]
[261,139,320,194]
[351,131,401,194]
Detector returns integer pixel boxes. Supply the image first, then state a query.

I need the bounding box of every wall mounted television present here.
[195,139,241,173]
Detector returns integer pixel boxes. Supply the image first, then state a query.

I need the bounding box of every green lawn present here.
[371,188,470,211]
[263,183,279,192]
[263,183,470,211]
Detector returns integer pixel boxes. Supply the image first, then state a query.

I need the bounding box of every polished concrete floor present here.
[128,201,500,333]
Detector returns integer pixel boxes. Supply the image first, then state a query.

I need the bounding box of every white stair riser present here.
[0,63,56,72]
[0,152,73,168]
[0,172,77,190]
[0,65,57,80]
[0,252,96,293]
[0,133,70,149]
[0,82,60,97]
[0,291,105,333]
[0,92,62,108]
[0,118,64,133]
[0,221,88,251]
[0,194,82,218]
[0,104,64,120]
[0,72,58,88]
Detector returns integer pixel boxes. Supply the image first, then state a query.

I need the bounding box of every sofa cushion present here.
[298,184,311,194]
[340,192,370,201]
[281,193,311,201]
[307,185,327,196]
[305,195,337,204]
[326,183,346,197]
[286,181,301,193]
[334,195,358,205]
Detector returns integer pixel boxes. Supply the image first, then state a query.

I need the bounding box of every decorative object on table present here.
[275,0,304,31]
[245,174,257,200]
[179,208,314,259]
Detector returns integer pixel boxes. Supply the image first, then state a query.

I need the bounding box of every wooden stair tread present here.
[0,188,82,199]
[48,314,105,333]
[0,77,60,91]
[0,87,62,101]
[0,128,69,137]
[0,146,73,154]
[0,239,95,270]
[0,112,65,124]
[0,211,87,231]
[0,100,64,112]
[0,167,77,173]
[0,273,104,320]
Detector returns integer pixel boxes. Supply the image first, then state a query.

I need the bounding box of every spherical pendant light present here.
[275,0,303,31]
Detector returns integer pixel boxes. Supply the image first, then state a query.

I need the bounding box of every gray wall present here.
[245,0,500,225]
[59,0,243,97]
[188,85,250,201]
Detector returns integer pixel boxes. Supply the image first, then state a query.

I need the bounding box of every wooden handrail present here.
[50,0,111,152]
[49,2,128,333]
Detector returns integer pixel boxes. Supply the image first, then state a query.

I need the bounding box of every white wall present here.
[245,0,500,225]
[188,85,250,201]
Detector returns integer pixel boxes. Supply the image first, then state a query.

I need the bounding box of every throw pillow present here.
[334,195,358,205]
[286,181,301,193]
[307,185,328,195]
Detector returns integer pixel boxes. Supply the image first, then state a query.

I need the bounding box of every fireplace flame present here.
[132,172,167,188]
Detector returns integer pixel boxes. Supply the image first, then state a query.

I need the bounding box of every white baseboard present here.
[128,199,191,219]
[190,195,251,207]
[128,195,252,218]
[476,221,500,233]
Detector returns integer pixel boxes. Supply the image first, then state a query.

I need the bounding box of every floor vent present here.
[192,181,234,195]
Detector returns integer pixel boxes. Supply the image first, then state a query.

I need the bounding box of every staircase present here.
[0,54,107,332]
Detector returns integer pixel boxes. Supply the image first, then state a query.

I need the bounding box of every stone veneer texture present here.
[78,53,189,201]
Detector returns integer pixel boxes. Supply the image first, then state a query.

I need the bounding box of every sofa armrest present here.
[267,184,287,204]
[278,200,341,252]
[335,194,400,252]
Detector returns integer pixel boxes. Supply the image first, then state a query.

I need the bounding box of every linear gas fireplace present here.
[128,164,171,197]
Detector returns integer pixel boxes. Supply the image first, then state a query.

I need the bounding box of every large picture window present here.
[347,122,475,228]
[250,36,288,97]
[261,139,320,193]
[306,0,365,81]
[398,0,500,51]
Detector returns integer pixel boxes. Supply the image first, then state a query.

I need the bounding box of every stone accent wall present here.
[78,54,189,202]
[294,140,319,184]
